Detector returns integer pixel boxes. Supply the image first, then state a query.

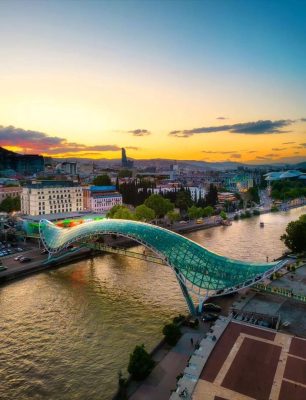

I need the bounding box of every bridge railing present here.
[83,241,167,265]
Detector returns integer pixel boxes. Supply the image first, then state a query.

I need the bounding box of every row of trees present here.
[107,194,177,222]
[271,180,306,201]
[92,174,222,211]
[107,193,227,223]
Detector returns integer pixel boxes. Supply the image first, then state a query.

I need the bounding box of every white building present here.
[21,181,83,216]
[151,185,206,202]
[187,186,206,201]
[83,186,122,213]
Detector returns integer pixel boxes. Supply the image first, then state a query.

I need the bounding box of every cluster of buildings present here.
[20,181,122,216]
[0,147,44,176]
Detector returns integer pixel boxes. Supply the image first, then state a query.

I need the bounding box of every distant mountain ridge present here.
[52,156,306,171]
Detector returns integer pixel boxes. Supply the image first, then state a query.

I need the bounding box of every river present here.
[0,206,305,400]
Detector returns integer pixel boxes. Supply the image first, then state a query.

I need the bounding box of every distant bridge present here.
[39,219,286,314]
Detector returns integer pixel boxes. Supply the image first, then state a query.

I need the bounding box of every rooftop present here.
[265,170,306,181]
[25,180,80,188]
[22,211,106,222]
[88,185,117,192]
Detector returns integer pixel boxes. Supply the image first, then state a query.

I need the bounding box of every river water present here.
[1,206,305,400]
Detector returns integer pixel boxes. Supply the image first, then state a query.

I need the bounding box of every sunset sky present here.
[0,0,305,163]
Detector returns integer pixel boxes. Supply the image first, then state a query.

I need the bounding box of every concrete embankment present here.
[0,248,93,285]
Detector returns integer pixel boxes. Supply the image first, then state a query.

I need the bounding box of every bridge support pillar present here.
[175,273,197,315]
[197,296,208,314]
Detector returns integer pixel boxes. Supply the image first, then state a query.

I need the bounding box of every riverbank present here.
[0,247,93,285]
[1,204,305,285]
[2,206,306,400]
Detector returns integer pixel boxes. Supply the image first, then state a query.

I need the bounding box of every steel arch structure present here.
[39,219,286,314]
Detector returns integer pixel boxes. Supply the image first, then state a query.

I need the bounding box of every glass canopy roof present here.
[39,219,282,292]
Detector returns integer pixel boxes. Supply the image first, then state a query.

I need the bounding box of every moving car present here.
[19,257,32,263]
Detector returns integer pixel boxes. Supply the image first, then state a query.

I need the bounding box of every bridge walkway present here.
[83,242,167,265]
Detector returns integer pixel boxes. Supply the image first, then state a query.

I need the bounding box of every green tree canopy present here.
[162,323,182,346]
[281,214,306,253]
[118,169,133,178]
[175,190,193,212]
[93,174,112,186]
[135,204,155,221]
[202,206,214,217]
[247,187,260,204]
[166,210,180,224]
[205,184,218,206]
[0,196,20,213]
[220,210,227,220]
[127,344,155,381]
[144,194,174,218]
[107,204,134,220]
[271,180,306,201]
[187,205,203,220]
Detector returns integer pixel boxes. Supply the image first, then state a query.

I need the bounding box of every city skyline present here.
[0,0,305,164]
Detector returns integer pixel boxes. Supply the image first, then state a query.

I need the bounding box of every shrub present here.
[127,345,155,381]
[233,214,239,221]
[253,209,260,216]
[245,210,251,218]
[162,323,182,346]
[172,314,185,324]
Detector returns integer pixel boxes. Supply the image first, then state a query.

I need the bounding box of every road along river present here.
[0,206,305,400]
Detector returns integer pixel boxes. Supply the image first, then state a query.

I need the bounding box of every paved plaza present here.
[130,331,204,400]
[193,321,306,400]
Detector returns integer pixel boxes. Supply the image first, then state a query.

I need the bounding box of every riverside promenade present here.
[128,326,207,400]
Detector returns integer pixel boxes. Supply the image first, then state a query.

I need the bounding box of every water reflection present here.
[0,206,305,400]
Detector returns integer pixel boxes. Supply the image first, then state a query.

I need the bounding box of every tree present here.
[187,205,203,220]
[144,194,174,218]
[93,174,112,186]
[247,187,260,204]
[205,184,218,206]
[115,371,128,400]
[107,205,134,220]
[0,196,21,213]
[220,210,227,220]
[135,204,155,222]
[166,210,180,224]
[118,169,133,178]
[175,190,193,213]
[281,215,306,253]
[107,204,124,218]
[113,207,135,220]
[162,323,182,346]
[202,206,214,218]
[127,344,155,381]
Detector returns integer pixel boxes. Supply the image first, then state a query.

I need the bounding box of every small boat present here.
[260,222,264,227]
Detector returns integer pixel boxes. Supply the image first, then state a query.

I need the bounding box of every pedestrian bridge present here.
[39,219,286,314]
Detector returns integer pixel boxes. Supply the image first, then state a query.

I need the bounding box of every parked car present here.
[203,303,221,312]
[202,313,219,322]
[14,255,23,261]
[41,249,48,254]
